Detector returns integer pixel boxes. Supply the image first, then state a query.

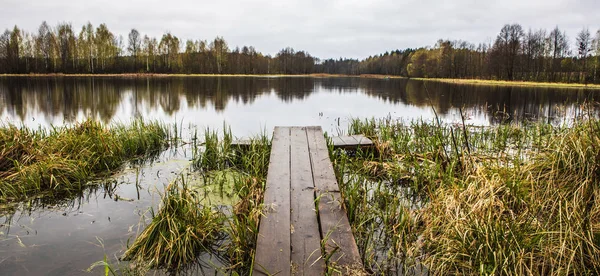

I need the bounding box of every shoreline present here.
[0,73,356,78]
[1,73,599,89]
[412,77,600,90]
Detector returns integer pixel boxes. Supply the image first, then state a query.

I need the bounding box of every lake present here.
[0,76,598,275]
[2,77,597,135]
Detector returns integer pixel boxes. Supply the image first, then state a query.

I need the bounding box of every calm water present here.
[2,77,598,135]
[0,77,598,275]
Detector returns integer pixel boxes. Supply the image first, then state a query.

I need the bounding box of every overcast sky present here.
[1,0,598,59]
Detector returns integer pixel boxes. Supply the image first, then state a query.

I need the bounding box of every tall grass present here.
[123,175,224,271]
[192,128,271,274]
[94,126,271,275]
[0,120,168,203]
[193,125,233,171]
[95,118,600,275]
[332,117,600,275]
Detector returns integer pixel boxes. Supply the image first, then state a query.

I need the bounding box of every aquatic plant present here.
[123,175,224,271]
[332,117,600,275]
[0,120,168,203]
[191,128,271,273]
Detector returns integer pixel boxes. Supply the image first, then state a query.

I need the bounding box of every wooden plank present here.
[331,136,346,147]
[231,139,252,146]
[307,128,362,268]
[350,135,373,146]
[339,135,358,145]
[290,127,325,275]
[307,129,339,193]
[331,135,374,150]
[254,127,292,276]
[231,139,251,149]
[316,191,362,268]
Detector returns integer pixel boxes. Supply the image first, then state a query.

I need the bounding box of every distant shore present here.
[0,73,405,80]
[2,73,599,89]
[411,77,600,90]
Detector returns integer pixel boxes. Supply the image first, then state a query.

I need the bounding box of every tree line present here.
[321,25,600,84]
[1,21,599,84]
[0,21,316,75]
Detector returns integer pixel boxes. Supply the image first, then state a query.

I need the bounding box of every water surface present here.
[2,77,597,135]
[0,77,598,275]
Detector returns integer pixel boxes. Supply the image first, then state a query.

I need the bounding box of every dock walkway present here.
[253,126,363,275]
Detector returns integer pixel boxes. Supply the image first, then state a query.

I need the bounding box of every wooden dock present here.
[253,126,362,275]
[233,134,373,151]
[330,135,373,150]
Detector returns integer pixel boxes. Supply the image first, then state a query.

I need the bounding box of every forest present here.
[1,21,600,84]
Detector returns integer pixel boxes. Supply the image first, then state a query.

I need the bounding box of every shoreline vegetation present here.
[2,117,600,275]
[412,77,600,89]
[335,117,600,274]
[0,120,168,205]
[87,117,600,275]
[2,22,600,85]
[2,73,600,89]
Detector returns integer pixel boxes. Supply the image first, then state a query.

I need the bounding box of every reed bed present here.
[0,120,168,203]
[332,117,600,275]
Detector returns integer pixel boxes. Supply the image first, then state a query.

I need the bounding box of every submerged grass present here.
[333,117,600,275]
[197,130,271,275]
[0,120,168,204]
[107,126,271,275]
[97,117,599,275]
[194,129,271,273]
[123,174,224,271]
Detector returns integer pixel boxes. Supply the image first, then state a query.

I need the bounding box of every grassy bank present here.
[413,77,600,89]
[332,117,600,275]
[0,120,168,204]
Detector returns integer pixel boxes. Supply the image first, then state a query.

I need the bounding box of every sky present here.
[0,0,598,59]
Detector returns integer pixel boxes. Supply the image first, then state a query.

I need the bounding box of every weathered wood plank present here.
[339,135,358,146]
[290,127,325,275]
[231,139,252,146]
[307,129,339,193]
[330,136,346,147]
[307,128,362,268]
[254,127,292,276]
[255,126,363,274]
[331,135,374,150]
[350,135,373,146]
[316,191,362,268]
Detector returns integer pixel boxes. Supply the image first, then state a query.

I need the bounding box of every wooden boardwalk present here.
[330,135,373,150]
[233,135,373,151]
[253,126,362,275]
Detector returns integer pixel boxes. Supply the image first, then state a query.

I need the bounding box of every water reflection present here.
[0,147,203,276]
[1,77,598,135]
[1,77,599,275]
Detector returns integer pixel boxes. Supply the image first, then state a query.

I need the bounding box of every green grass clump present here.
[333,117,600,275]
[224,173,265,272]
[123,176,224,271]
[193,126,234,171]
[191,128,271,273]
[0,120,168,203]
